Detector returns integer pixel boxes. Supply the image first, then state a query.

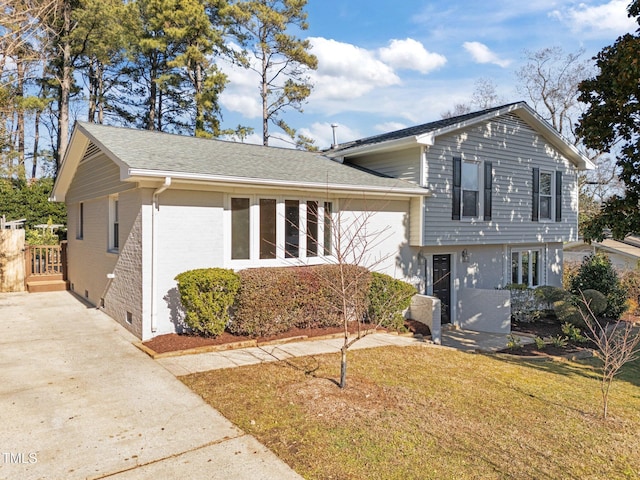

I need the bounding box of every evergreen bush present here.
[174,268,240,337]
[367,273,417,330]
[569,254,628,319]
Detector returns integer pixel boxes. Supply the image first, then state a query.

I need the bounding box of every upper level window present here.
[453,157,492,220]
[461,161,479,218]
[539,172,552,220]
[108,196,119,252]
[533,168,562,222]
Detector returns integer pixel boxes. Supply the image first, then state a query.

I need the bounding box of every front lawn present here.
[181,346,640,480]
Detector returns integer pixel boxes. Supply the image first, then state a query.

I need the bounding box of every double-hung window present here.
[453,157,492,220]
[533,168,562,222]
[461,160,479,218]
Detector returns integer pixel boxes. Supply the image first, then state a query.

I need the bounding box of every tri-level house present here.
[51,102,592,340]
[328,102,593,333]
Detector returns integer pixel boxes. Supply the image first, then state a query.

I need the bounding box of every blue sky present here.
[218,0,638,149]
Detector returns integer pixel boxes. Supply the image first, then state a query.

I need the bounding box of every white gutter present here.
[126,169,430,197]
[151,177,171,333]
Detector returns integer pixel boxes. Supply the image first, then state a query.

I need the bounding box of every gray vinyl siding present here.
[346,146,422,184]
[423,113,579,246]
[66,153,135,203]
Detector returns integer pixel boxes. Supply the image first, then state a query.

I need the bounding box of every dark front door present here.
[432,254,451,324]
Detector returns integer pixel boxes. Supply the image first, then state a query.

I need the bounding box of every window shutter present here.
[532,167,539,222]
[452,157,461,220]
[555,171,562,222]
[484,162,492,221]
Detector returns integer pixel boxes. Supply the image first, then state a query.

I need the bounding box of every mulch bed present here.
[506,317,593,357]
[143,319,432,355]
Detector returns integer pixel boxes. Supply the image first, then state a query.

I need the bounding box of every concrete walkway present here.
[158,325,525,376]
[0,291,302,480]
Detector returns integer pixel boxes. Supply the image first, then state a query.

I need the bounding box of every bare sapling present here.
[318,198,399,389]
[580,293,640,419]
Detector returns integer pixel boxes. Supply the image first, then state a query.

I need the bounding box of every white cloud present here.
[374,121,408,133]
[462,41,511,67]
[550,0,636,35]
[308,37,401,101]
[377,38,446,74]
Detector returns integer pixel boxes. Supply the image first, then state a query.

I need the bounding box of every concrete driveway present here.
[0,291,302,480]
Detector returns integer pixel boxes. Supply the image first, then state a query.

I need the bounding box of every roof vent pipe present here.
[331,123,339,149]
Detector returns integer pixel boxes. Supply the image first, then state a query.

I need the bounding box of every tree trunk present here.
[32,109,40,179]
[340,345,347,389]
[16,58,26,181]
[261,54,269,146]
[194,62,204,136]
[56,0,73,173]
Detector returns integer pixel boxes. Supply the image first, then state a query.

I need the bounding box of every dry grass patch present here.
[181,346,640,480]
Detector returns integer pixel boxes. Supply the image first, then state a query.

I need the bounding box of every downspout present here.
[151,177,171,333]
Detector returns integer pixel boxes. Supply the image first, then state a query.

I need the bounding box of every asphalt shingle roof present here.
[330,103,521,153]
[77,122,427,194]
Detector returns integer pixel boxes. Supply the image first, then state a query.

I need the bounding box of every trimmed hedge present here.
[367,273,417,330]
[174,268,241,337]
[229,264,371,337]
[569,254,627,319]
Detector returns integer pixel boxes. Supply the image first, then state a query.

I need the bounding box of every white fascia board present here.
[49,127,90,202]
[126,169,431,198]
[326,135,432,160]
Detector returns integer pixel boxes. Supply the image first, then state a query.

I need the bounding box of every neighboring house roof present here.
[51,122,430,202]
[327,101,594,170]
[596,236,640,261]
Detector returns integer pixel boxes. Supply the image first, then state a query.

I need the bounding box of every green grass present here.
[181,346,640,480]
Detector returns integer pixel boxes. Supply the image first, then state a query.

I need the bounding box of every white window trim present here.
[225,195,334,266]
[77,202,84,240]
[108,195,119,253]
[538,170,554,222]
[510,247,543,287]
[460,159,482,221]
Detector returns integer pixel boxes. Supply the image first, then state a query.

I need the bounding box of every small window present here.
[77,202,84,240]
[259,199,276,259]
[285,200,300,258]
[126,311,133,324]
[231,198,250,260]
[109,196,119,251]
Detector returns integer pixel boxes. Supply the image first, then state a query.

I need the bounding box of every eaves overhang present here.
[126,168,431,198]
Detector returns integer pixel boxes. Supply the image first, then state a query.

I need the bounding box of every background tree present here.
[229,0,317,147]
[440,77,503,118]
[577,0,640,241]
[516,47,621,234]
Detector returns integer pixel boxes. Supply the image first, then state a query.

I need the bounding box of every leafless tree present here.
[580,294,640,419]
[315,197,413,389]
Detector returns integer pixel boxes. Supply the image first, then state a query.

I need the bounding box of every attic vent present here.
[81,142,101,162]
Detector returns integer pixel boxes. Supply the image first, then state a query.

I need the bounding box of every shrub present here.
[553,298,583,326]
[230,265,371,337]
[620,269,640,316]
[534,336,546,350]
[534,286,568,305]
[504,284,538,322]
[174,268,240,337]
[581,289,608,316]
[569,254,628,320]
[563,261,580,290]
[366,273,417,330]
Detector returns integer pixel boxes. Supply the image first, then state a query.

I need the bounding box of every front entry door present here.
[432,254,451,324]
